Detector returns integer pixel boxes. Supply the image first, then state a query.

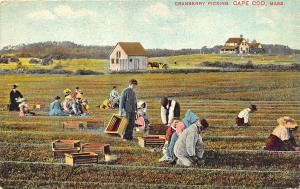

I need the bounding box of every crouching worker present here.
[17,98,35,117]
[265,116,299,151]
[135,101,150,133]
[159,110,199,163]
[110,86,120,108]
[49,96,65,116]
[236,104,257,126]
[174,118,209,167]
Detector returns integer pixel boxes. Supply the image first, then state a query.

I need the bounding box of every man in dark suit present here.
[119,79,138,140]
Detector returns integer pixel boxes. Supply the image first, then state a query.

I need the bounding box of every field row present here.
[0,161,299,188]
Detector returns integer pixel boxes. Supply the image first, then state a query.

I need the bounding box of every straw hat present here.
[63,88,71,95]
[277,116,298,129]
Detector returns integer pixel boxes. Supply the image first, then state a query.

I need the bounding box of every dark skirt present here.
[265,134,292,151]
[236,117,245,126]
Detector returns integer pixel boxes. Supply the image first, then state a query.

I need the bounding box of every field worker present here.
[174,118,209,167]
[110,86,120,108]
[49,96,65,116]
[71,87,81,99]
[81,99,89,116]
[17,98,35,117]
[161,97,181,126]
[160,110,199,163]
[62,95,72,114]
[9,84,23,111]
[71,94,84,116]
[236,104,257,126]
[135,101,150,133]
[119,79,138,141]
[265,116,299,151]
[63,88,72,97]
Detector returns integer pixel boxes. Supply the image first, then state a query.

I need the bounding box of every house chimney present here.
[240,34,243,38]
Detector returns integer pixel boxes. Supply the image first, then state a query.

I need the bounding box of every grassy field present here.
[149,54,300,69]
[0,72,299,188]
[0,54,299,73]
[0,58,109,72]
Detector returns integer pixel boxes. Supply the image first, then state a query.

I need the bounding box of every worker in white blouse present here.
[109,86,119,108]
[236,104,257,126]
[160,97,181,126]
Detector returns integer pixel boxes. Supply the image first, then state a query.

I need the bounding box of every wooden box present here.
[81,143,110,159]
[65,152,98,166]
[52,140,81,159]
[52,140,81,149]
[86,120,104,129]
[138,135,166,148]
[105,114,128,137]
[63,122,84,130]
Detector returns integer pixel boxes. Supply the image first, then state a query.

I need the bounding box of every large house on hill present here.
[109,42,147,71]
[220,35,264,54]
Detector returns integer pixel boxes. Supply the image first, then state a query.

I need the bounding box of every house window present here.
[130,58,132,62]
[117,51,121,58]
[116,59,119,64]
[111,59,114,64]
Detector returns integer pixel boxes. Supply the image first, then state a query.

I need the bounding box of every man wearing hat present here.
[265,116,299,151]
[9,84,23,111]
[236,104,257,126]
[119,79,138,141]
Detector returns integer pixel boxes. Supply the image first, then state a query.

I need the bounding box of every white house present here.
[220,35,249,54]
[109,42,147,71]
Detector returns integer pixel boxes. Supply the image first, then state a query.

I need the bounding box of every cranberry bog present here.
[0,72,299,188]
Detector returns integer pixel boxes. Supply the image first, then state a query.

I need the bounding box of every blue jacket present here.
[49,100,65,116]
[183,110,199,128]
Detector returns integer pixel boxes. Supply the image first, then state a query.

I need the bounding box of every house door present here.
[134,59,140,70]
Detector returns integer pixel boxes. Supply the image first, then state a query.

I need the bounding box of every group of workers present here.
[9,85,89,117]
[49,87,89,116]
[8,80,299,167]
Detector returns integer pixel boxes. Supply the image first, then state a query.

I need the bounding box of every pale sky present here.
[0,0,299,49]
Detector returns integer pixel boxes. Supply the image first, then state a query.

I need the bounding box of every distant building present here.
[109,42,147,71]
[220,35,249,54]
[249,42,265,54]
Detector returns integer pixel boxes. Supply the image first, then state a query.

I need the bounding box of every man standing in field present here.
[119,79,138,141]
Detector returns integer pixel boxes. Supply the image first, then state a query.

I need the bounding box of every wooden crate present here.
[86,120,104,129]
[52,140,81,159]
[65,152,99,166]
[138,135,166,148]
[81,143,110,159]
[105,114,128,137]
[63,122,84,130]
[52,140,81,149]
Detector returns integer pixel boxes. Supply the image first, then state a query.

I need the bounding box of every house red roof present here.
[117,42,147,56]
[225,38,244,44]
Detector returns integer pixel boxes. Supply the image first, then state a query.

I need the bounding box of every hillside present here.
[1,41,300,59]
